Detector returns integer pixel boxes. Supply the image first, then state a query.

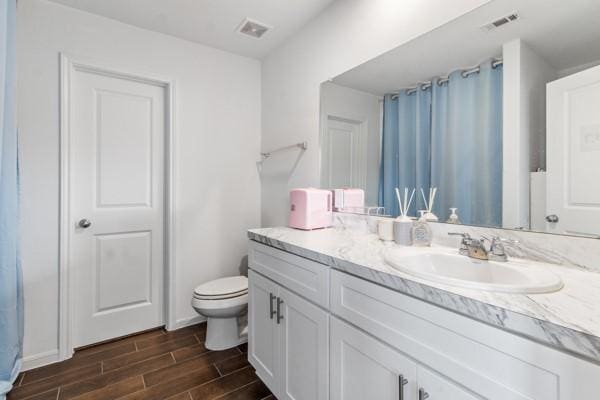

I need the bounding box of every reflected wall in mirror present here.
[319,0,600,238]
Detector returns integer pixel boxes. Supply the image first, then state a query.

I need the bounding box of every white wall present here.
[320,82,381,205]
[502,39,557,230]
[260,0,491,226]
[18,0,261,367]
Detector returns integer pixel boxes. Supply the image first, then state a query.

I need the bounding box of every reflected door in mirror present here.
[322,117,366,191]
[547,65,600,237]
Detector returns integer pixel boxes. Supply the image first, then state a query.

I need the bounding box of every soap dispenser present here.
[412,210,432,246]
[446,208,461,224]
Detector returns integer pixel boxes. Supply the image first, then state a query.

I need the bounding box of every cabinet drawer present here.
[249,241,330,308]
[331,270,557,400]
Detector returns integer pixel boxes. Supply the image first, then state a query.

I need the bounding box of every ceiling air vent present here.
[481,13,519,32]
[237,18,271,39]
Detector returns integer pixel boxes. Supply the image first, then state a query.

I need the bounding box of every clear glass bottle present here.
[412,210,432,246]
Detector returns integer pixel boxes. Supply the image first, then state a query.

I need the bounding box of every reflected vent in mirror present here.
[481,13,519,31]
[237,18,271,39]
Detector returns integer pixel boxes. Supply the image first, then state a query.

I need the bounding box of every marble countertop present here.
[248,226,600,364]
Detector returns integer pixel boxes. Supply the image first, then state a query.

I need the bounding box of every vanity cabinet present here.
[248,243,330,400]
[249,240,600,400]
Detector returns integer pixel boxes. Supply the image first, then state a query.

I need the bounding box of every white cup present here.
[377,219,394,241]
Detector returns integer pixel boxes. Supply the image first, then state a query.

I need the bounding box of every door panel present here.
[279,287,329,400]
[69,66,166,347]
[95,231,152,312]
[248,270,280,394]
[547,65,600,236]
[96,90,153,207]
[331,317,417,400]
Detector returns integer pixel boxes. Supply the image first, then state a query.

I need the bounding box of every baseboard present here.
[22,349,60,371]
[169,315,206,331]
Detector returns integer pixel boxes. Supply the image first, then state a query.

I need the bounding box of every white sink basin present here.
[385,247,563,294]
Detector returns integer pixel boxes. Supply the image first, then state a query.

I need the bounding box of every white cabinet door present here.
[417,366,482,400]
[279,287,329,400]
[331,317,417,400]
[248,270,280,394]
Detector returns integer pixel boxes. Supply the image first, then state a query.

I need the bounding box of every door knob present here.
[78,219,92,228]
[545,214,559,223]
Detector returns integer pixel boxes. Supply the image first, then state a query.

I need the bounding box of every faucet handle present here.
[448,232,471,256]
[448,232,471,239]
[493,236,519,245]
[484,236,519,262]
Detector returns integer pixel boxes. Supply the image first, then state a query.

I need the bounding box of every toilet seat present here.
[192,292,248,311]
[193,276,248,300]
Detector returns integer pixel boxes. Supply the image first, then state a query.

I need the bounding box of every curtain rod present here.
[390,58,503,99]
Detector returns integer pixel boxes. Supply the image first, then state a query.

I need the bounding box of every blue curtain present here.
[0,0,22,398]
[431,61,503,226]
[379,94,399,216]
[380,61,502,225]
[379,90,431,217]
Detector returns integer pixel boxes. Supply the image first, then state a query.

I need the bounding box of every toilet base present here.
[205,316,248,351]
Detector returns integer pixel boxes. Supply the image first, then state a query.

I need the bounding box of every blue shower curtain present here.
[431,61,503,226]
[379,89,431,217]
[380,61,502,225]
[0,0,23,398]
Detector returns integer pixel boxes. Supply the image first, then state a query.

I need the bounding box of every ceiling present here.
[333,0,600,95]
[48,0,336,59]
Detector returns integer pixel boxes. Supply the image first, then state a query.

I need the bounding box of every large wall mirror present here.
[319,0,600,238]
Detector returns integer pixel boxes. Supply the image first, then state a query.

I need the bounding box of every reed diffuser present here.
[420,187,439,222]
[393,187,415,246]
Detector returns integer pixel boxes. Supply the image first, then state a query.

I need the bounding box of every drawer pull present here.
[419,388,429,400]
[269,293,276,319]
[276,297,284,324]
[398,375,408,400]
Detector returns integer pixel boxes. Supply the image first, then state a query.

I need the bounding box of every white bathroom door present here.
[67,64,166,347]
[547,65,600,237]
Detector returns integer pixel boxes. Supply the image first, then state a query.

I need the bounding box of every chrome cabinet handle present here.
[269,293,276,320]
[276,297,284,324]
[398,375,408,400]
[419,388,429,400]
[78,219,92,228]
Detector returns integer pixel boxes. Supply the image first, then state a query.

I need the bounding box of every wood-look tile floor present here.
[9,322,274,400]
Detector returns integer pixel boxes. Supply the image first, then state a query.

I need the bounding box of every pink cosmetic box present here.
[288,188,333,230]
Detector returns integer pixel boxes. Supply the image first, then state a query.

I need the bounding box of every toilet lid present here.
[193,276,248,297]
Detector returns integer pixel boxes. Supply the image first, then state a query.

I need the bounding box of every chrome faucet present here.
[448,233,518,262]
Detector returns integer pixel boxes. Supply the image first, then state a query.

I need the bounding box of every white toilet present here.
[191,275,248,350]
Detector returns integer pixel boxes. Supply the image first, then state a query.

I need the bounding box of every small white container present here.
[368,216,380,233]
[393,216,413,246]
[377,219,394,241]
